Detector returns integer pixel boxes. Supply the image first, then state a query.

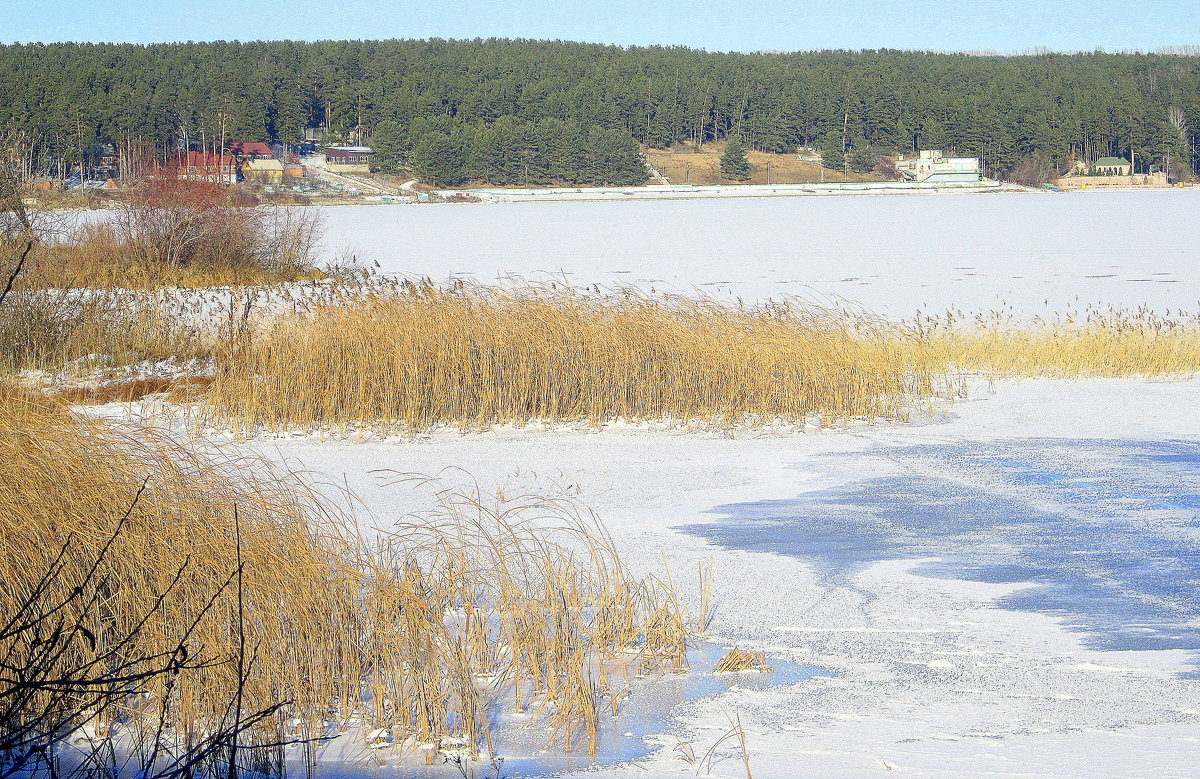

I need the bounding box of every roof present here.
[229,142,273,157]
[1095,157,1131,167]
[246,158,284,171]
[184,151,235,168]
[327,146,374,153]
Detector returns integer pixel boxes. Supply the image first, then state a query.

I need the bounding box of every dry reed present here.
[203,279,938,435]
[0,287,210,374]
[712,648,772,674]
[0,389,689,771]
[19,221,325,291]
[917,306,1200,378]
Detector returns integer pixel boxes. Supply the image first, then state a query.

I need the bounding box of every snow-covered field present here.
[320,189,1200,316]
[225,192,1200,777]
[240,378,1200,778]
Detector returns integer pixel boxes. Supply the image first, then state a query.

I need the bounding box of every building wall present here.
[327,162,371,174]
[245,171,284,183]
[1059,173,1169,188]
[896,151,981,182]
[922,171,984,183]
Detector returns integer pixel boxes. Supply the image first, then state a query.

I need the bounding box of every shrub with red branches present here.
[111,176,323,276]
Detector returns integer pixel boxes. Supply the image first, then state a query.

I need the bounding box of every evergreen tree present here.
[817,135,845,174]
[412,131,467,186]
[3,40,1199,182]
[848,141,877,173]
[720,136,750,180]
[369,120,407,173]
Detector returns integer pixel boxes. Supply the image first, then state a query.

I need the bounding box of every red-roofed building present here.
[227,142,274,160]
[180,151,238,184]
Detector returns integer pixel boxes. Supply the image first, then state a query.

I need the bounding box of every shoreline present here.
[433,179,1028,203]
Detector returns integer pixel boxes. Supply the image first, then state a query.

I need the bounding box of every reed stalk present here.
[203,279,936,435]
[0,388,689,771]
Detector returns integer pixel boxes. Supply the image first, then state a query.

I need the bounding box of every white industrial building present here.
[895,150,981,183]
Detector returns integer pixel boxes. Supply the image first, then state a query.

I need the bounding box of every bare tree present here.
[0,132,69,305]
[0,134,38,307]
[1167,105,1193,178]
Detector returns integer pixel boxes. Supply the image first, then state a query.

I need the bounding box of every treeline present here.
[2,39,1199,181]
[375,116,647,186]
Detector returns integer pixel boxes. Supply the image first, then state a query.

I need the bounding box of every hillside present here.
[1,40,1198,182]
[647,143,882,186]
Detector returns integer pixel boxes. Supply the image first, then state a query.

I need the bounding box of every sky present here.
[4,0,1198,53]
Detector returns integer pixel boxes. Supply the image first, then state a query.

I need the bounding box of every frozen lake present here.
[691,437,1200,672]
[320,189,1200,316]
[244,377,1200,778]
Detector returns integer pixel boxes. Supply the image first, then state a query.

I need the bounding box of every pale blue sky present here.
[4,0,1197,53]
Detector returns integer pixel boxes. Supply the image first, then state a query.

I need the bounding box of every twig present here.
[0,239,30,308]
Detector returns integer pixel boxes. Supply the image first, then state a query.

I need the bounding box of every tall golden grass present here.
[203,280,938,435]
[0,286,209,374]
[8,268,1199,433]
[0,387,688,770]
[19,221,325,290]
[917,307,1200,378]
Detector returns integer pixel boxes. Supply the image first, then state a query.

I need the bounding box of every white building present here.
[895,150,981,183]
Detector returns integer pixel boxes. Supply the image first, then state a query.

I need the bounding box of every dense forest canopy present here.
[2,38,1198,183]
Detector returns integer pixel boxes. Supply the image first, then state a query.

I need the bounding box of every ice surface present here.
[690,438,1200,665]
[236,378,1200,778]
[69,191,1200,776]
[319,190,1200,315]
[295,643,825,779]
[220,185,1200,776]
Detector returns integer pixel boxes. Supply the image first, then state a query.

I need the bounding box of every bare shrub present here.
[1006,155,1058,186]
[114,178,255,269]
[87,177,326,285]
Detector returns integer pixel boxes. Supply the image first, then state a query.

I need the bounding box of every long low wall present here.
[327,163,372,174]
[435,179,1010,203]
[1059,174,1170,189]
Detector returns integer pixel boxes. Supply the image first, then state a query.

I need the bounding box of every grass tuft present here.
[713,648,772,674]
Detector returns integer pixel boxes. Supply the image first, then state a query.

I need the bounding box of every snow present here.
[98,191,1200,776]
[232,377,1200,778]
[319,189,1200,317]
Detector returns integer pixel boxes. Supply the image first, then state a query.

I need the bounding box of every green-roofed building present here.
[1094,157,1131,175]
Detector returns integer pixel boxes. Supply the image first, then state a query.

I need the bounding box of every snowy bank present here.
[226,376,1200,778]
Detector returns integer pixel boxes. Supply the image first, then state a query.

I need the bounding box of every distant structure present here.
[243,157,284,183]
[1093,156,1132,176]
[179,151,238,184]
[325,146,373,173]
[1059,156,1168,189]
[895,150,981,183]
[227,142,274,161]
